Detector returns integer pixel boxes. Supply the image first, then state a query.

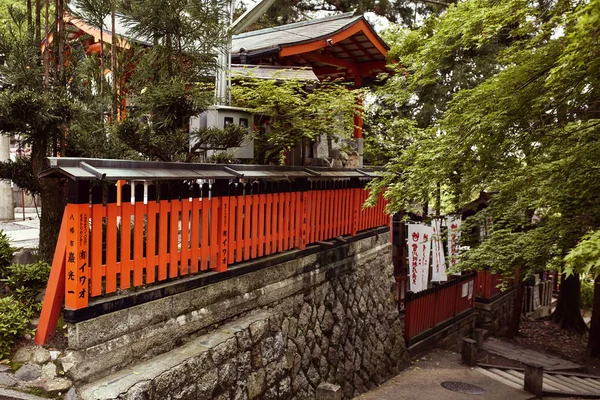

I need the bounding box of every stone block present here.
[461,338,478,367]
[70,309,129,349]
[524,363,543,398]
[316,382,342,400]
[127,297,172,333]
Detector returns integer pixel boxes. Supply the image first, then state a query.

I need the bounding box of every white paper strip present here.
[431,219,447,281]
[408,224,433,292]
[447,215,462,270]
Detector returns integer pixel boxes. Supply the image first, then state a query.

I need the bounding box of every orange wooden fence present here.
[35,159,390,345]
[64,180,387,310]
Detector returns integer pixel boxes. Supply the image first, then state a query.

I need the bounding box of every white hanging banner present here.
[447,215,462,269]
[408,224,432,292]
[431,218,447,281]
[420,225,433,291]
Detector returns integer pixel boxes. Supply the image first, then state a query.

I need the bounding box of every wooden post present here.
[35,209,68,345]
[65,180,90,310]
[213,179,230,272]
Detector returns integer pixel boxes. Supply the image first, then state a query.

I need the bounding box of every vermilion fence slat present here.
[245,194,252,259]
[265,193,273,256]
[120,199,132,289]
[158,200,169,280]
[190,198,200,274]
[180,198,191,276]
[258,193,265,257]
[251,193,259,258]
[105,203,118,294]
[146,200,158,282]
[91,203,103,297]
[169,199,180,278]
[133,201,145,285]
[200,198,209,271]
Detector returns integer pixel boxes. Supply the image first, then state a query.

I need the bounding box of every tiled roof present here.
[232,13,363,54]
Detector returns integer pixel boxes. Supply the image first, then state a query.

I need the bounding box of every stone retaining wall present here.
[474,289,515,336]
[72,230,409,399]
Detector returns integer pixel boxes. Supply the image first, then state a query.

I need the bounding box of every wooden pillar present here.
[65,180,90,310]
[353,76,363,167]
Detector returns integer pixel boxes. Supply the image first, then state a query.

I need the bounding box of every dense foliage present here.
[232,78,358,164]
[369,0,600,350]
[0,234,50,358]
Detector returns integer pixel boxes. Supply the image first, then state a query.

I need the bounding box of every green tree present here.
[0,5,129,261]
[565,231,600,357]
[231,78,358,164]
[370,0,600,346]
[113,0,230,161]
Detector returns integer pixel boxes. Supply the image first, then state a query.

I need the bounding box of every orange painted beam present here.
[35,209,68,345]
[279,20,387,59]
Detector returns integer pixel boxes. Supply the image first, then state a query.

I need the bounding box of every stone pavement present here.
[355,349,533,400]
[0,208,40,250]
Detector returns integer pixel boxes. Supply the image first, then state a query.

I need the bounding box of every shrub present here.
[0,230,14,276]
[0,296,32,359]
[1,261,51,308]
[581,277,594,309]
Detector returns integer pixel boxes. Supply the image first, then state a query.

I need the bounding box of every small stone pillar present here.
[524,363,544,398]
[462,338,478,367]
[473,328,486,348]
[316,382,343,400]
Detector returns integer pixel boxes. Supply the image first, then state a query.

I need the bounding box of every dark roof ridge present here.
[232,12,359,40]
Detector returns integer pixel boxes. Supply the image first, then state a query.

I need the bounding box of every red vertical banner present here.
[65,203,89,310]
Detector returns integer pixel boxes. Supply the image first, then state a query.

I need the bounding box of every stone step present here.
[79,310,275,400]
[477,364,600,397]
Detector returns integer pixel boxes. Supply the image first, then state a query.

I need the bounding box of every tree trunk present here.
[111,3,117,118]
[507,268,524,338]
[44,0,49,85]
[38,179,66,263]
[552,273,588,333]
[27,0,33,37]
[587,276,600,358]
[35,0,41,46]
[99,26,104,95]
